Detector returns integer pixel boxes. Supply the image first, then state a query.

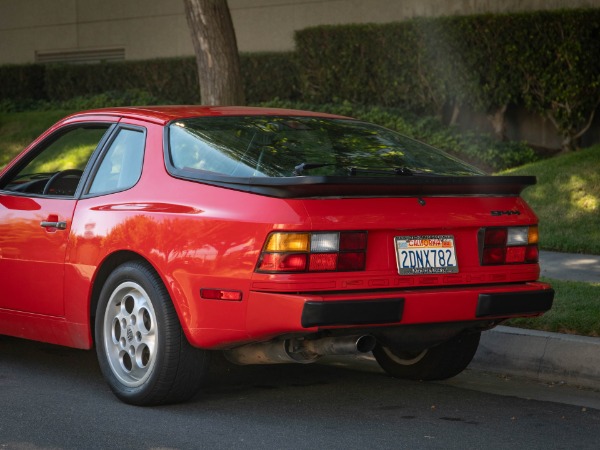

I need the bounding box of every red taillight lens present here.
[257,231,367,273]
[340,232,367,251]
[259,253,307,272]
[309,253,338,271]
[483,247,506,265]
[481,226,539,265]
[484,228,507,246]
[505,246,526,263]
[338,252,366,271]
[525,245,539,262]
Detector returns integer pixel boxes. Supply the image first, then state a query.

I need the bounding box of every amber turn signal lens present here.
[265,233,309,252]
[528,225,539,244]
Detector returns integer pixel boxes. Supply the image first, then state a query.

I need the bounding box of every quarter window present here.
[88,128,145,195]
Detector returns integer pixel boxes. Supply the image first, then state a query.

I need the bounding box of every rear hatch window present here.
[165,115,534,198]
[167,116,483,178]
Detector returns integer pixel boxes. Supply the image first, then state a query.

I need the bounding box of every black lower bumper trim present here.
[476,289,554,318]
[301,298,404,328]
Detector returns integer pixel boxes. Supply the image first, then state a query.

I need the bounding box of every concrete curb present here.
[470,325,600,390]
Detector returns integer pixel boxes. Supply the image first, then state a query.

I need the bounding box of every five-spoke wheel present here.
[100,280,158,387]
[95,261,209,405]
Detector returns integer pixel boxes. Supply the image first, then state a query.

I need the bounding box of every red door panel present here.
[0,194,76,316]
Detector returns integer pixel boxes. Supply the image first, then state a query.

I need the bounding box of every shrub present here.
[43,58,200,104]
[240,52,300,102]
[0,64,46,102]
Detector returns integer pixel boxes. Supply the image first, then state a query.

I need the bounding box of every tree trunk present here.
[183,0,245,105]
[487,104,508,140]
[448,102,461,127]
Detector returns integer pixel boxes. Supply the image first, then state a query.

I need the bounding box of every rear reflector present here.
[200,289,243,301]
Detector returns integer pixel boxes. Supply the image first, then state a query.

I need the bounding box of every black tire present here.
[373,332,481,381]
[95,261,209,405]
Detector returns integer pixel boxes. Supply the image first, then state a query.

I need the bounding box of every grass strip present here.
[507,277,600,337]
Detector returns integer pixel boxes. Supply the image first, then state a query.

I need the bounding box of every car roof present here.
[66,105,350,125]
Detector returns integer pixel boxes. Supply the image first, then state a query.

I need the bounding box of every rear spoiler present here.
[171,170,536,198]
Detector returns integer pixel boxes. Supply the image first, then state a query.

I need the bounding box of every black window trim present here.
[80,124,148,199]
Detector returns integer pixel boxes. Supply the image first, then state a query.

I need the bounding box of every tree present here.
[517,11,600,151]
[183,0,245,105]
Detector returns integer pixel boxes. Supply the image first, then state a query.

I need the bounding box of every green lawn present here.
[501,146,600,254]
[507,277,600,337]
[0,110,71,169]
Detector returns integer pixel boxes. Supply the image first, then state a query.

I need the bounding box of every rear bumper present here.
[245,282,553,339]
[184,282,553,348]
[300,288,554,327]
[476,289,554,318]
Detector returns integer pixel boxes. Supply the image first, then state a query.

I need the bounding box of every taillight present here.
[256,231,367,273]
[481,225,539,265]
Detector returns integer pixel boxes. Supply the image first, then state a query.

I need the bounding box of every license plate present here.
[395,235,458,275]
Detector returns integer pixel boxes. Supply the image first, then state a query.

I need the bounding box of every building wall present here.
[1,0,598,64]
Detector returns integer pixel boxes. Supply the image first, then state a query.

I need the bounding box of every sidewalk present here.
[539,250,600,283]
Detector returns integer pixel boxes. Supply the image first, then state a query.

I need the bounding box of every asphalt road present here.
[1,336,599,450]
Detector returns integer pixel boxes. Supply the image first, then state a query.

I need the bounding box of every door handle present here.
[40,221,67,230]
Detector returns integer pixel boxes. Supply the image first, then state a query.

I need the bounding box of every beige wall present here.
[230,0,600,52]
[1,0,599,64]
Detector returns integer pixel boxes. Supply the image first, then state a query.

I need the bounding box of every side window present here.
[88,128,145,195]
[1,125,110,196]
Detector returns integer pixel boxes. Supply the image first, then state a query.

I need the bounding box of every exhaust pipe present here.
[302,335,376,357]
[224,335,376,365]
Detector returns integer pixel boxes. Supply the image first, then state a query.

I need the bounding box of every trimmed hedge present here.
[296,22,433,110]
[241,52,300,102]
[0,53,298,107]
[0,64,46,101]
[295,9,600,149]
[44,58,199,103]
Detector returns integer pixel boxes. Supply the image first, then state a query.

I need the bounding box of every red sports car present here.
[0,106,553,405]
